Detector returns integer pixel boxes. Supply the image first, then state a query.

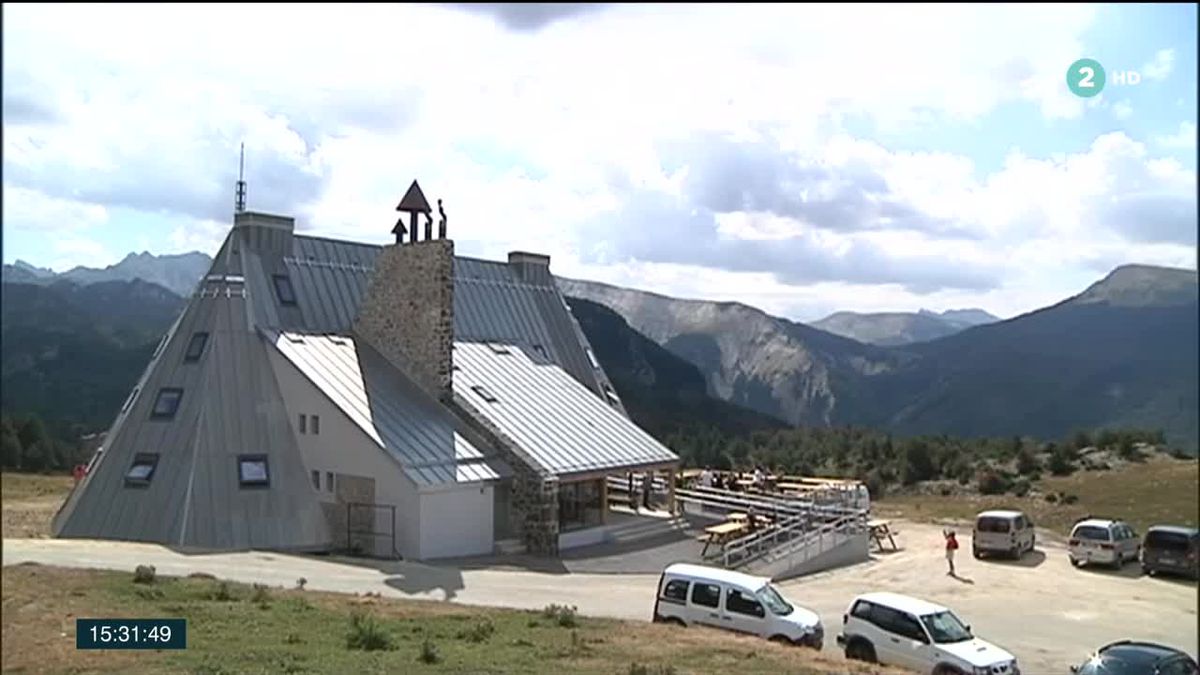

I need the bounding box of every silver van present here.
[972,510,1036,559]
[652,563,823,648]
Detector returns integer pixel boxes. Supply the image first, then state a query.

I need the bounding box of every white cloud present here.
[49,236,118,271]
[1142,48,1175,80]
[1,3,1194,321]
[1155,121,1198,150]
[1,185,109,232]
[167,218,230,258]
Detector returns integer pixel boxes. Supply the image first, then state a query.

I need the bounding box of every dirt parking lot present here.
[4,520,1196,673]
[779,522,1198,672]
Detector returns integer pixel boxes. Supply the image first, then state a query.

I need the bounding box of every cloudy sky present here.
[3,3,1196,321]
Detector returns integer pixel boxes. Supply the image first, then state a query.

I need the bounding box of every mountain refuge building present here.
[52,181,680,560]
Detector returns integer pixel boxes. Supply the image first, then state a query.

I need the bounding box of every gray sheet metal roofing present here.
[53,245,332,550]
[452,341,678,478]
[277,237,612,397]
[270,331,507,487]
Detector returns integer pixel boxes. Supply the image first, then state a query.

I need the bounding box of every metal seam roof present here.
[451,341,678,477]
[270,331,506,487]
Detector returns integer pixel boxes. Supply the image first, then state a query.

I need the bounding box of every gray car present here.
[1142,525,1199,580]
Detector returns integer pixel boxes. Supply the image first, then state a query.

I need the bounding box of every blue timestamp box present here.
[76,618,187,650]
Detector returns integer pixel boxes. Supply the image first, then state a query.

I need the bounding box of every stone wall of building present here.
[353,236,562,556]
[353,239,454,401]
[450,392,560,556]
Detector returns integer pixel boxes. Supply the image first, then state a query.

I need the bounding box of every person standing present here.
[700,466,713,488]
[943,529,960,576]
[642,472,653,510]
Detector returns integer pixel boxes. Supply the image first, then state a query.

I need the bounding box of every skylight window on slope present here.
[150,388,183,420]
[273,274,297,306]
[124,453,159,486]
[238,455,270,487]
[471,385,498,403]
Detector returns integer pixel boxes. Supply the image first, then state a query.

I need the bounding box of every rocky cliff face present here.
[556,278,907,426]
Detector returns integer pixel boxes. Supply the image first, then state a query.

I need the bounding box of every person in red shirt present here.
[943,528,960,576]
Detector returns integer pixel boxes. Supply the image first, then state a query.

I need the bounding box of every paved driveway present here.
[5,521,1196,673]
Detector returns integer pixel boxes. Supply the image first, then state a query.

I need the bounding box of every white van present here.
[972,510,1036,559]
[652,563,824,648]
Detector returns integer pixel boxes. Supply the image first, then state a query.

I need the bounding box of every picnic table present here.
[699,521,747,556]
[868,519,899,551]
[728,512,773,526]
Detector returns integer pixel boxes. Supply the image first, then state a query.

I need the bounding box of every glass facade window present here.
[557,479,603,531]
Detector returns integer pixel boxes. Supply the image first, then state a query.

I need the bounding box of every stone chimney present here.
[508,251,552,285]
[355,182,455,400]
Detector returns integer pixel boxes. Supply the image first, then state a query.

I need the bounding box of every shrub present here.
[346,610,394,652]
[284,633,303,645]
[862,468,888,499]
[252,584,272,607]
[976,470,1010,496]
[1011,478,1031,498]
[210,581,235,602]
[456,619,495,643]
[542,604,578,628]
[418,637,440,664]
[1116,440,1145,462]
[295,577,307,591]
[188,572,216,580]
[1044,492,1059,503]
[1047,449,1075,476]
[1015,448,1041,476]
[133,565,156,584]
[1062,493,1079,505]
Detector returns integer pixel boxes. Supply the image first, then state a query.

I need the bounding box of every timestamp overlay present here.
[76,618,187,650]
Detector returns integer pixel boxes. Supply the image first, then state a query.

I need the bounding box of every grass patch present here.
[1,565,901,674]
[877,455,1198,534]
[1,471,73,537]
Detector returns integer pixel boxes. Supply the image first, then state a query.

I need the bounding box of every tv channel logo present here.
[1067,58,1142,97]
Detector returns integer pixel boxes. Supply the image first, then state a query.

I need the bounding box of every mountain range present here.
[560,264,1199,450]
[2,252,211,297]
[2,251,1197,451]
[812,308,1000,346]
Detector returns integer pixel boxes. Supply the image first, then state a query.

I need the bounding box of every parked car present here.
[837,592,1020,674]
[1142,525,1200,579]
[1070,640,1198,674]
[652,563,823,648]
[1068,518,1141,569]
[972,509,1036,559]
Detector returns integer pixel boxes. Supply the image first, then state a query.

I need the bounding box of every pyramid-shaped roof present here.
[52,228,331,550]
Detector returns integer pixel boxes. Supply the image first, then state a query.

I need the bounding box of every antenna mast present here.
[235,143,247,213]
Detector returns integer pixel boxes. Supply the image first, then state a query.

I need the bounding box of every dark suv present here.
[1071,641,1198,675]
[1142,525,1200,579]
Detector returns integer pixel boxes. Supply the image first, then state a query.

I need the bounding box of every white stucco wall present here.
[266,347,422,558]
[419,483,494,559]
